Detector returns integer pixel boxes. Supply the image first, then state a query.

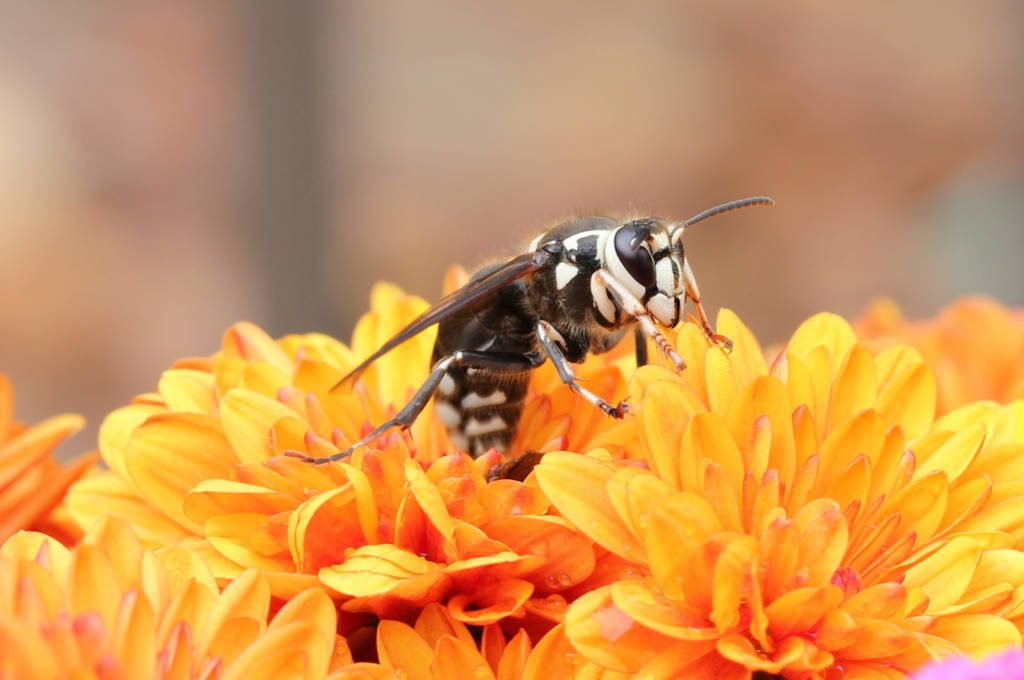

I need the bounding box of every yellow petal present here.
[223,621,329,680]
[902,536,981,613]
[925,613,1022,657]
[787,313,856,372]
[680,413,744,498]
[727,377,795,488]
[158,369,217,415]
[69,542,121,629]
[911,422,985,484]
[198,568,270,659]
[827,345,877,430]
[875,363,936,442]
[717,308,767,384]
[98,405,167,480]
[111,589,157,680]
[638,380,705,488]
[125,413,237,533]
[220,389,302,463]
[534,453,643,562]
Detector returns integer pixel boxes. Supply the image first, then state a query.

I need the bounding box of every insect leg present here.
[681,259,732,352]
[288,350,541,465]
[536,320,629,418]
[634,327,648,368]
[592,270,686,371]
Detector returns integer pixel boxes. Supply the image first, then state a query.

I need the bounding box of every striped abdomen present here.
[434,363,532,456]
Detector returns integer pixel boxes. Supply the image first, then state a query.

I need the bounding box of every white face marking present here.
[450,432,468,451]
[555,261,579,290]
[461,390,507,408]
[562,229,606,253]
[528,234,545,252]
[464,415,506,436]
[656,258,676,295]
[435,401,462,428]
[590,272,617,323]
[648,293,677,327]
[438,373,456,395]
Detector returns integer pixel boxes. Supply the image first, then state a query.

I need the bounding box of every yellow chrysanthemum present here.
[0,372,95,545]
[65,284,633,623]
[0,516,345,680]
[856,297,1024,413]
[535,311,1024,679]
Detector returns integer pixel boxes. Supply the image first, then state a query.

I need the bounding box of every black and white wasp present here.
[292,197,773,466]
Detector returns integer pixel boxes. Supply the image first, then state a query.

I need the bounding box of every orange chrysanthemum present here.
[536,311,1024,678]
[328,602,607,680]
[0,372,95,545]
[65,284,634,624]
[856,297,1024,413]
[0,516,346,680]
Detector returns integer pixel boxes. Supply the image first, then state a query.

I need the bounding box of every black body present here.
[433,216,630,455]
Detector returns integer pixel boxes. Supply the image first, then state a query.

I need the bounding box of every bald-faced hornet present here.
[292,197,773,465]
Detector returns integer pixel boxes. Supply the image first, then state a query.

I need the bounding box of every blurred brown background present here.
[1,2,1022,456]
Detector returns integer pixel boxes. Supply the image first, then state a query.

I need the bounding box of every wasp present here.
[291,197,773,466]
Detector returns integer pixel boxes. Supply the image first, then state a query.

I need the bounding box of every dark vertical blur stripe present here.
[241,2,335,336]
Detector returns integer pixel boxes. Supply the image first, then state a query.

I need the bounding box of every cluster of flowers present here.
[3,284,1024,679]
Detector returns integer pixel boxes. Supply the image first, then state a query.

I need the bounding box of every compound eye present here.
[614,226,656,289]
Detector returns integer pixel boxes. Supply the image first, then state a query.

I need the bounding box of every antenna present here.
[672,196,774,239]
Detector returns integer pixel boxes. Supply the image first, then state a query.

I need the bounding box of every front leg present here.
[536,320,629,418]
[681,259,732,352]
[591,270,687,371]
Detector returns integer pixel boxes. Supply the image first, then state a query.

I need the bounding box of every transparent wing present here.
[332,249,551,392]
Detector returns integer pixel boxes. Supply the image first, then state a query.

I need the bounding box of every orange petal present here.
[448,578,532,625]
[793,499,848,588]
[434,635,496,680]
[375,620,432,680]
[645,492,725,601]
[565,588,675,673]
[764,585,843,639]
[483,515,595,591]
[288,484,363,573]
[521,624,583,680]
[609,578,716,640]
